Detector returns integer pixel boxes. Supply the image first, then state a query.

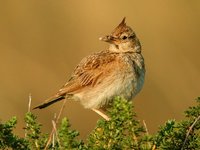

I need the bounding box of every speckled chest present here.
[117,53,145,100]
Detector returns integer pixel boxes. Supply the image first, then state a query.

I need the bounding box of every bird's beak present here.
[99,35,114,43]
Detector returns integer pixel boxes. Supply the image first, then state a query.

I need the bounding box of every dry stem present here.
[44,99,67,150]
[181,115,200,150]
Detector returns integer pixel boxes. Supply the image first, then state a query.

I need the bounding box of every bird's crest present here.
[111,17,127,36]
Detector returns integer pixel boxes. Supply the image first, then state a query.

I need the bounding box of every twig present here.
[143,120,153,149]
[181,115,200,150]
[56,99,67,124]
[52,113,57,148]
[52,120,60,147]
[44,99,67,150]
[28,93,32,112]
[25,93,32,138]
[142,120,149,135]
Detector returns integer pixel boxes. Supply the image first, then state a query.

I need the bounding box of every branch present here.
[181,114,200,150]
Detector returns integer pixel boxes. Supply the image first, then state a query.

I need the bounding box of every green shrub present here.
[0,97,199,150]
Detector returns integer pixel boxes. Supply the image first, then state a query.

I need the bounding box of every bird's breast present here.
[119,53,145,100]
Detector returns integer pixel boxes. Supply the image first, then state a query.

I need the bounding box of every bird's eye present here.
[122,36,127,40]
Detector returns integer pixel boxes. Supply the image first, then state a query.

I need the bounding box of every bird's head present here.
[99,17,141,53]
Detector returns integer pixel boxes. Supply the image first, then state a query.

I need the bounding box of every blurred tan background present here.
[0,1,200,138]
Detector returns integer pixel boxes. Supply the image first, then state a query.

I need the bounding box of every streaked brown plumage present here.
[34,18,145,120]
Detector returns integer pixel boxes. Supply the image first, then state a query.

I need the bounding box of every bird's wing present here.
[33,50,119,109]
[59,50,118,94]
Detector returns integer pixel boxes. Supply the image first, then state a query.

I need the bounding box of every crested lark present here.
[34,18,145,120]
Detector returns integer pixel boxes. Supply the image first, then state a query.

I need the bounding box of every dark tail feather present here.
[33,95,65,109]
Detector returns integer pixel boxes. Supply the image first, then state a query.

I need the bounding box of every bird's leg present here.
[91,108,110,121]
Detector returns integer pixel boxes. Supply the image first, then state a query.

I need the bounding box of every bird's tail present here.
[33,94,66,109]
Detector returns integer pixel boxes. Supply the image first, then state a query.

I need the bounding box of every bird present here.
[34,18,145,121]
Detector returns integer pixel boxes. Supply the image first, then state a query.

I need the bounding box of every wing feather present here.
[59,50,117,94]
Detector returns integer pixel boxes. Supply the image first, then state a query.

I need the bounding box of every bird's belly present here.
[119,70,145,101]
[74,70,145,109]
